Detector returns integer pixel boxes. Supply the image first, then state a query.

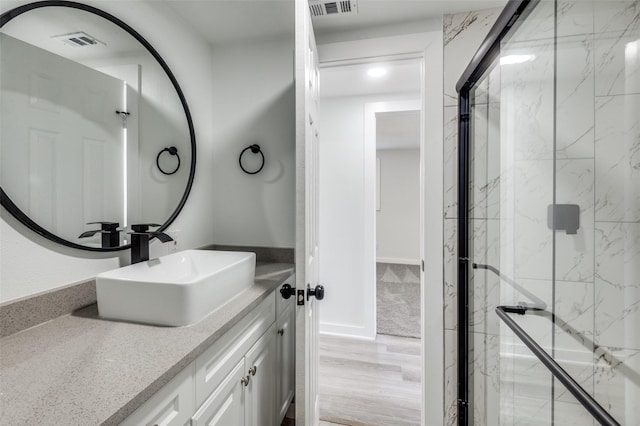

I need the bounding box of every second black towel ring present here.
[156,146,180,175]
[239,144,265,175]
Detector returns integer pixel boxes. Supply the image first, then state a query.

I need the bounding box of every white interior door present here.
[294,0,321,424]
[0,33,125,245]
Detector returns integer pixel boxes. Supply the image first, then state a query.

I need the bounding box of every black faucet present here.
[79,222,120,248]
[128,223,173,264]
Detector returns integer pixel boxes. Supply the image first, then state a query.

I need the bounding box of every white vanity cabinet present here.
[192,322,278,426]
[120,275,295,426]
[276,296,295,422]
[119,363,195,426]
[244,322,278,426]
[191,359,245,426]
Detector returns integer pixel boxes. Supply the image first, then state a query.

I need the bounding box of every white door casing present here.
[294,0,321,424]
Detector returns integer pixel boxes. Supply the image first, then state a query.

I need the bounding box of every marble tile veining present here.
[556,35,595,159]
[595,94,640,222]
[444,218,458,332]
[594,346,640,425]
[444,9,503,107]
[595,222,640,351]
[444,106,459,219]
[594,1,640,96]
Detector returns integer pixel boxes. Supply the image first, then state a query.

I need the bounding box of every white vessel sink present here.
[96,250,256,326]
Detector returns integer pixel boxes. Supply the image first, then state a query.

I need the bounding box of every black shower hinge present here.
[460,113,470,121]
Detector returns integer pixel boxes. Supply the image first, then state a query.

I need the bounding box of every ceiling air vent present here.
[309,0,358,17]
[52,32,105,47]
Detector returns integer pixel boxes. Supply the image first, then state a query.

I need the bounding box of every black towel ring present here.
[239,144,265,175]
[156,146,180,175]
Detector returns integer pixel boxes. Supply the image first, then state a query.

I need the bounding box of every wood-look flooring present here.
[319,334,422,426]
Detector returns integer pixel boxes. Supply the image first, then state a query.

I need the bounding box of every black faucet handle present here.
[127,231,173,243]
[87,222,120,231]
[151,232,174,243]
[131,223,162,232]
[79,229,100,238]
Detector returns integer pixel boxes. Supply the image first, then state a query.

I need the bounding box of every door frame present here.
[317,29,444,425]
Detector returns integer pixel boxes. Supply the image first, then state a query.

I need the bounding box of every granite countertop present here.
[0,262,294,426]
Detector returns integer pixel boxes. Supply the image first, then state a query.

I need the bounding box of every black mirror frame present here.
[0,0,197,252]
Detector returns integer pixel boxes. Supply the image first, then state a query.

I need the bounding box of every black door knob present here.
[280,283,295,299]
[307,284,325,301]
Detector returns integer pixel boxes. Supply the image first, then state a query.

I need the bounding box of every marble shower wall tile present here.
[513,159,595,282]
[595,94,640,222]
[594,346,640,425]
[594,1,640,96]
[500,278,595,405]
[556,36,595,159]
[444,9,503,107]
[513,160,554,280]
[469,105,489,220]
[444,218,458,331]
[594,1,640,34]
[470,219,502,336]
[509,1,594,42]
[507,0,555,43]
[555,159,595,283]
[556,1,595,38]
[444,106,458,219]
[552,401,596,426]
[501,39,555,161]
[444,329,458,426]
[469,103,502,220]
[499,333,516,426]
[470,332,501,426]
[595,222,640,351]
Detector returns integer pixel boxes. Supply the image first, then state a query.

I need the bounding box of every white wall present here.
[209,37,295,249]
[376,148,420,264]
[0,0,214,302]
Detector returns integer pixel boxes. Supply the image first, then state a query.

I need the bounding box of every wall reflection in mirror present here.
[0,4,194,250]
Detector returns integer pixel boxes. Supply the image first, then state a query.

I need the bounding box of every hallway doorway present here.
[317,59,423,424]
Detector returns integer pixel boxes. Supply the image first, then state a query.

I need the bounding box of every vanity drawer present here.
[194,292,275,406]
[275,273,296,318]
[120,363,195,426]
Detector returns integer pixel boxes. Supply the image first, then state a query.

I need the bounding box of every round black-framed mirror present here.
[0,0,197,252]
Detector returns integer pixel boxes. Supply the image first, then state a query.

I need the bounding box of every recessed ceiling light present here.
[367,67,387,77]
[500,54,535,65]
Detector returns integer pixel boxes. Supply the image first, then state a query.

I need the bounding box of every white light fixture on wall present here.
[367,67,387,77]
[500,54,535,65]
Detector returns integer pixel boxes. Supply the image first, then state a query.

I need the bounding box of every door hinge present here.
[297,289,305,306]
[421,259,425,272]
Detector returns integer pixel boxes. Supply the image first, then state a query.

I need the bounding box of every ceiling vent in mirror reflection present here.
[309,0,357,17]
[52,31,105,47]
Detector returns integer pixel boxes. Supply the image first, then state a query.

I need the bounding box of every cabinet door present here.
[245,323,277,426]
[276,305,295,423]
[191,360,245,426]
[120,364,195,426]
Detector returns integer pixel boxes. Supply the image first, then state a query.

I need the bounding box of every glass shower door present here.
[461,1,640,425]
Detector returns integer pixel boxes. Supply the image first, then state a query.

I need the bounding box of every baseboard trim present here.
[376,257,421,266]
